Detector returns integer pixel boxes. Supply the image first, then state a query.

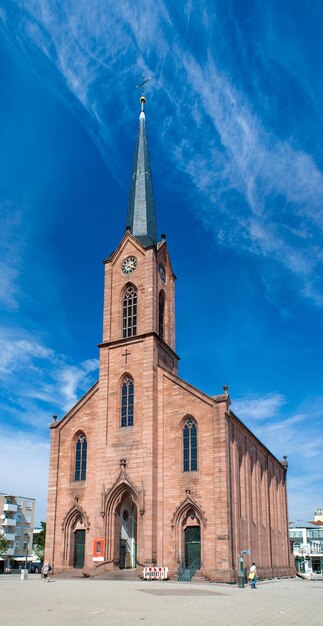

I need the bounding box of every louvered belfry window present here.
[121,377,134,427]
[75,434,87,481]
[183,418,197,472]
[123,285,137,338]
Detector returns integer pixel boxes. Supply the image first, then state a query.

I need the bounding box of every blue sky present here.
[0,1,322,526]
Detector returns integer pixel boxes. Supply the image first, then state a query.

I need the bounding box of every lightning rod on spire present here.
[136,75,151,111]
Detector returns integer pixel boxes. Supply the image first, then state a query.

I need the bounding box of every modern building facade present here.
[314,508,323,524]
[45,96,292,582]
[0,492,35,572]
[289,517,323,576]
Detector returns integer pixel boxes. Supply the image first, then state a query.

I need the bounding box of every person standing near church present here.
[42,561,52,582]
[249,562,257,588]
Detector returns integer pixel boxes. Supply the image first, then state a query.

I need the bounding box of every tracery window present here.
[183,418,197,472]
[123,285,137,338]
[121,377,134,427]
[159,290,165,339]
[75,434,87,481]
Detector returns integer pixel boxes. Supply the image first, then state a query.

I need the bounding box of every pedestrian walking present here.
[248,562,257,588]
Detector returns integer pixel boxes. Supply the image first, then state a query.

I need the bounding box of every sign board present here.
[93,538,105,562]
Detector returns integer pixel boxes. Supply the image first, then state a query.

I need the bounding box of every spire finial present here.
[136,74,151,111]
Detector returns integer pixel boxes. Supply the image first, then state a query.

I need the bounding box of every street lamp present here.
[24,532,30,572]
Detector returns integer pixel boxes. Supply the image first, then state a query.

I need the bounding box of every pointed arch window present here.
[75,434,87,481]
[123,285,137,338]
[121,377,134,427]
[183,418,197,472]
[159,290,165,339]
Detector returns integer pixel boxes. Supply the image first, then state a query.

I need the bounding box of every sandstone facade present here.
[45,102,292,582]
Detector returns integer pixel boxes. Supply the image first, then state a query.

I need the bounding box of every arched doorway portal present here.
[61,502,89,569]
[117,494,137,569]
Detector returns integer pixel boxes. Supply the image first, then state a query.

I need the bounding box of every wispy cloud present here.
[0,202,27,310]
[0,331,99,422]
[232,393,286,420]
[55,359,99,408]
[2,1,322,306]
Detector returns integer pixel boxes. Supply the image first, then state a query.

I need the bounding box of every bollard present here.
[20,569,28,581]
[237,555,245,588]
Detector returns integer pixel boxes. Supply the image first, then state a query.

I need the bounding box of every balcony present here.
[3,533,15,541]
[4,503,17,513]
[3,518,16,527]
[5,548,15,556]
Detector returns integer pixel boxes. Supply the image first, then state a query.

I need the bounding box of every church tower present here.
[100,93,177,365]
[96,94,178,567]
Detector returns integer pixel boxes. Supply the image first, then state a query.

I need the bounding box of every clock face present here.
[122,256,137,275]
[159,264,166,284]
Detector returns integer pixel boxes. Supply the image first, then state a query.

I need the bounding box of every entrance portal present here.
[119,494,137,569]
[184,526,201,568]
[74,529,85,568]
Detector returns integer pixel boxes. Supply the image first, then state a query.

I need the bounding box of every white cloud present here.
[232,393,286,420]
[4,1,323,312]
[55,359,99,410]
[0,338,56,373]
[0,330,99,423]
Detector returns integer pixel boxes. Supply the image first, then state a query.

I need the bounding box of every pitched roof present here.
[125,102,158,248]
[289,520,321,529]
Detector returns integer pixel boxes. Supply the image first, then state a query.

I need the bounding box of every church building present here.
[45,94,292,582]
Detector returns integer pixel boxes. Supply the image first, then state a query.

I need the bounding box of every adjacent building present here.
[45,95,292,582]
[0,493,35,572]
[289,512,323,576]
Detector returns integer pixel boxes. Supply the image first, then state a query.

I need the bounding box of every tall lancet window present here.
[183,417,197,472]
[159,290,165,339]
[121,377,134,427]
[123,285,137,338]
[75,434,87,481]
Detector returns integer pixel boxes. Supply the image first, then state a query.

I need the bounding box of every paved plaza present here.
[1,575,322,625]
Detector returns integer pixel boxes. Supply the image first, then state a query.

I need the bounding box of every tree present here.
[33,521,46,562]
[0,532,8,557]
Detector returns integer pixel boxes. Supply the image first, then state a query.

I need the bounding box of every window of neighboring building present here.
[74,434,87,481]
[123,285,137,338]
[183,417,197,472]
[121,377,134,427]
[159,291,165,339]
[25,514,31,524]
[16,513,22,523]
[17,498,22,508]
[15,527,21,536]
[14,541,20,550]
[26,500,32,509]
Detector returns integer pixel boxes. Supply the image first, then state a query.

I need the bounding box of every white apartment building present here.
[0,492,35,572]
[289,514,323,576]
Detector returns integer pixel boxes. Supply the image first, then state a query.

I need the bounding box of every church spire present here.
[125,93,158,248]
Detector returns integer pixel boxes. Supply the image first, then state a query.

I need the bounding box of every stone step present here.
[191,571,211,584]
[96,568,140,581]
